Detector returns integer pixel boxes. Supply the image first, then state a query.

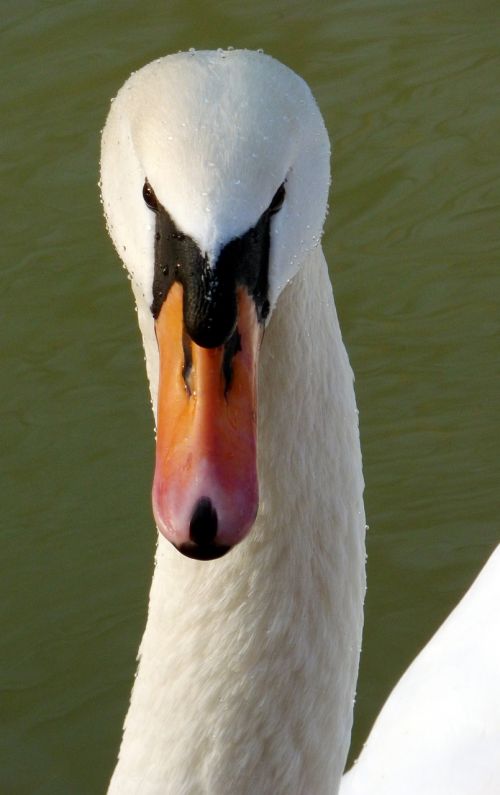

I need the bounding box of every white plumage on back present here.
[341,544,500,795]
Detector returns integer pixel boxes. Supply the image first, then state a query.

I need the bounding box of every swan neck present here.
[109,247,366,795]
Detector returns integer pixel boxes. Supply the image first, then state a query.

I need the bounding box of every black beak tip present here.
[189,496,218,545]
[176,541,232,561]
[172,496,231,560]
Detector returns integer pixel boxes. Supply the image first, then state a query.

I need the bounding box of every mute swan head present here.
[100,50,331,559]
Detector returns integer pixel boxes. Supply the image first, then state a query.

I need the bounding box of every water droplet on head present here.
[188,47,196,54]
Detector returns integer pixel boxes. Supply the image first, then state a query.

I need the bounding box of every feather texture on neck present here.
[108,246,365,795]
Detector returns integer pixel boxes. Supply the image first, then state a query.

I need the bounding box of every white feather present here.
[341,544,500,795]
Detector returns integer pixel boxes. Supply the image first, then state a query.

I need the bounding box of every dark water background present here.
[1,2,498,791]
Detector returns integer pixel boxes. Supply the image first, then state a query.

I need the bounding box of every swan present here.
[101,48,364,794]
[100,49,499,795]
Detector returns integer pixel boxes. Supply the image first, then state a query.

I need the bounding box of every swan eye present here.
[268,182,286,215]
[143,181,159,212]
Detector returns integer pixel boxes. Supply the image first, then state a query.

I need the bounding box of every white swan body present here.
[101,50,365,794]
[341,543,500,795]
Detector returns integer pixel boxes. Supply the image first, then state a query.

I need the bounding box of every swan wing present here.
[341,544,500,795]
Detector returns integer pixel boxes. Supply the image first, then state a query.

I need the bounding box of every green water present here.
[2,2,498,792]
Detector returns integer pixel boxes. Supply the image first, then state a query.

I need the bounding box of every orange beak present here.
[152,282,261,559]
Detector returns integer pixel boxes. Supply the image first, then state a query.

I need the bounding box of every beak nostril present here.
[222,328,242,395]
[181,327,193,396]
[189,497,218,545]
